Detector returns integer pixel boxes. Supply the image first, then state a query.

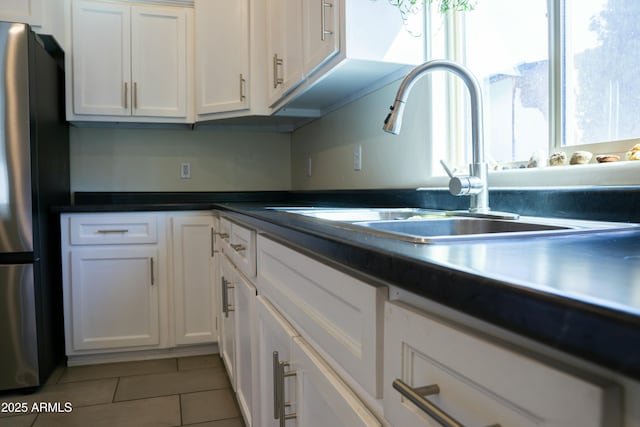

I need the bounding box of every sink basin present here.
[268,207,446,222]
[354,217,569,243]
[268,207,638,243]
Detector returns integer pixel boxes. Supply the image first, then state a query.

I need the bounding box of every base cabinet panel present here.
[69,248,160,351]
[255,295,380,427]
[383,301,621,427]
[219,256,236,389]
[234,271,257,427]
[172,214,217,345]
[256,296,299,427]
[291,337,381,427]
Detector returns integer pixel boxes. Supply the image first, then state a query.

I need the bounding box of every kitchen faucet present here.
[383,59,518,219]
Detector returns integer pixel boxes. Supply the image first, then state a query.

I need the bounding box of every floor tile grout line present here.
[112,376,120,403]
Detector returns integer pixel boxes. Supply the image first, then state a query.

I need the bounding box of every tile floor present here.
[0,355,244,427]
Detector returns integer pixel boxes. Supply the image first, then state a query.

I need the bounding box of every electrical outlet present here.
[180,162,191,179]
[306,157,312,177]
[354,144,362,171]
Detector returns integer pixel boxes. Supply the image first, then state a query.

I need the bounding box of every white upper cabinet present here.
[267,0,304,106]
[273,0,426,117]
[72,1,130,116]
[0,0,43,26]
[131,6,188,118]
[302,0,339,76]
[195,0,249,115]
[69,0,193,123]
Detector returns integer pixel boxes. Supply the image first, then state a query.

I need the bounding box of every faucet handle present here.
[439,159,456,179]
[440,160,484,197]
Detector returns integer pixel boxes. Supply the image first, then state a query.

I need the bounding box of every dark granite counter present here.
[58,188,640,381]
[215,201,640,382]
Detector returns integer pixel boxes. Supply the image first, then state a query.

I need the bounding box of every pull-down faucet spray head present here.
[383,100,406,135]
[382,59,519,219]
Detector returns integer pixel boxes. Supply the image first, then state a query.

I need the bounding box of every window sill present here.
[421,160,640,188]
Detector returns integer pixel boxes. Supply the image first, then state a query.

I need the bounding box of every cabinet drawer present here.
[220,217,256,278]
[69,213,158,245]
[383,301,621,427]
[257,235,386,399]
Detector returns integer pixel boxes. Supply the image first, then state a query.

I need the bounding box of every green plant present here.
[387,0,476,15]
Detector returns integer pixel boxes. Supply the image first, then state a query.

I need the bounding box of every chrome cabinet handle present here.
[321,1,333,41]
[211,228,215,257]
[273,352,280,420]
[221,277,234,317]
[133,81,138,109]
[393,379,501,427]
[273,54,284,88]
[218,232,229,240]
[230,243,246,252]
[96,229,129,234]
[273,351,296,426]
[150,257,155,286]
[124,82,128,109]
[221,277,227,315]
[240,73,246,101]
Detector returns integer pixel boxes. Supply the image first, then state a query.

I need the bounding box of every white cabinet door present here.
[195,0,249,114]
[267,0,304,106]
[291,337,381,427]
[302,0,339,76]
[172,215,217,346]
[255,296,299,427]
[69,248,160,350]
[72,1,131,116]
[384,301,621,427]
[234,272,257,427]
[0,0,43,26]
[131,5,188,118]
[256,296,379,427]
[219,255,236,389]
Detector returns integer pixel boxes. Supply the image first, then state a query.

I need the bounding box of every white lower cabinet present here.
[218,244,258,427]
[256,295,380,427]
[61,211,219,365]
[383,300,621,427]
[234,268,257,427]
[219,255,236,389]
[256,295,299,427]
[257,235,386,399]
[69,247,160,350]
[171,214,217,345]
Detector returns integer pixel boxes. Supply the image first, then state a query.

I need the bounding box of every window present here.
[427,0,640,168]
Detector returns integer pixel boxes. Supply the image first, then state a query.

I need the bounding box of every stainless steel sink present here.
[268,207,446,222]
[268,207,638,243]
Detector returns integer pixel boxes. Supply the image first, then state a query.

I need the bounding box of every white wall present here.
[291,79,436,190]
[69,126,291,192]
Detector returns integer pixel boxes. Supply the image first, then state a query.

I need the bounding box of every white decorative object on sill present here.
[549,151,567,166]
[527,149,547,168]
[570,150,593,165]
[626,143,640,161]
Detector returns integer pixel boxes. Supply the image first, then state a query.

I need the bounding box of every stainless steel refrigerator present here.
[0,22,69,391]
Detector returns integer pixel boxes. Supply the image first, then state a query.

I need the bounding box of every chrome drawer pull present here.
[96,229,129,234]
[221,277,235,318]
[278,356,297,426]
[230,243,246,252]
[321,0,333,41]
[218,232,229,240]
[394,379,501,427]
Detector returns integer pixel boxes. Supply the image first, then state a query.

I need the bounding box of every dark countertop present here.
[58,189,640,381]
[215,202,640,382]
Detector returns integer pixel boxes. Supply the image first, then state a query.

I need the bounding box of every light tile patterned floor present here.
[0,355,244,427]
